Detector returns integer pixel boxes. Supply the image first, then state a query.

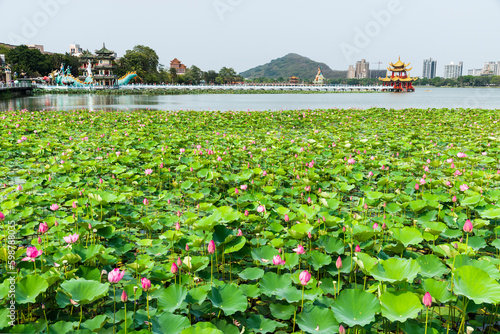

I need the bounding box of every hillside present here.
[240,53,346,80]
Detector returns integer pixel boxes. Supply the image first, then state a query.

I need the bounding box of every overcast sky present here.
[1,0,499,77]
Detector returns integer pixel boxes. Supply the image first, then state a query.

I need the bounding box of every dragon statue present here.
[50,63,137,87]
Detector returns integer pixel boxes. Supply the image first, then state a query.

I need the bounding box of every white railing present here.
[0,82,33,90]
[34,83,385,92]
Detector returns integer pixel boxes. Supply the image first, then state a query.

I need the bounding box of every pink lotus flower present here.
[240,185,247,191]
[415,183,419,190]
[145,168,153,175]
[305,186,311,192]
[180,148,185,153]
[217,156,222,162]
[355,245,361,252]
[460,184,469,192]
[382,222,387,229]
[244,210,249,217]
[99,178,103,184]
[284,214,289,222]
[463,219,473,233]
[17,185,22,191]
[108,268,125,283]
[143,198,149,205]
[273,255,286,266]
[208,240,216,254]
[422,292,432,307]
[262,171,267,176]
[347,158,355,164]
[237,229,243,236]
[185,244,190,251]
[336,256,343,269]
[22,246,43,262]
[299,270,311,285]
[72,201,77,209]
[121,290,128,302]
[171,262,178,274]
[0,212,4,221]
[286,242,302,254]
[339,325,346,334]
[308,231,312,239]
[235,188,239,194]
[177,256,182,267]
[257,205,265,213]
[368,171,373,177]
[307,197,312,204]
[452,195,457,202]
[38,222,48,234]
[50,204,59,211]
[63,233,79,244]
[373,223,379,230]
[141,277,151,291]
[457,152,466,158]
[175,222,180,230]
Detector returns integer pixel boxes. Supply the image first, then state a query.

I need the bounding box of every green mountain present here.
[240,53,346,80]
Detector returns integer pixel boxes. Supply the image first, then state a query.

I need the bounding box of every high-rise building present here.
[443,61,463,79]
[70,44,83,57]
[422,58,437,79]
[347,65,355,79]
[355,59,369,79]
[468,68,482,76]
[482,61,500,75]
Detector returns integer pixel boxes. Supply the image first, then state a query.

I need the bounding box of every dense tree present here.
[202,70,217,84]
[169,68,178,84]
[117,45,160,83]
[184,65,202,85]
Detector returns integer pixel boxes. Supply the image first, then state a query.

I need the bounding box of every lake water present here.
[1,87,500,111]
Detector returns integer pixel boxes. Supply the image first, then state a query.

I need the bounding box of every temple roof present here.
[387,66,413,72]
[170,58,181,64]
[388,56,411,70]
[379,76,418,82]
[95,43,114,55]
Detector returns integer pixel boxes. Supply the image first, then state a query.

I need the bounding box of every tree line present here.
[2,44,500,87]
[0,44,243,84]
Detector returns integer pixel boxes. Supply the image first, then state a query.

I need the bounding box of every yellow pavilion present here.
[379,57,417,92]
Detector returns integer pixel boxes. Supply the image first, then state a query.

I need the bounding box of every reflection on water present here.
[1,87,500,111]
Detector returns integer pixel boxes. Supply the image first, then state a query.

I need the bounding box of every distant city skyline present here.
[1,0,500,77]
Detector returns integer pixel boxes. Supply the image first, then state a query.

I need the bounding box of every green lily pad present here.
[416,254,448,278]
[380,291,423,322]
[60,279,110,305]
[15,275,49,304]
[423,279,454,303]
[391,227,423,247]
[245,314,285,334]
[453,266,500,304]
[208,283,248,315]
[307,250,332,270]
[369,258,420,284]
[157,284,188,312]
[289,223,313,239]
[239,267,265,281]
[331,289,380,327]
[297,305,339,334]
[269,303,296,320]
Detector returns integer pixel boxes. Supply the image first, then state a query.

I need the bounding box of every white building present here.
[483,61,500,75]
[468,68,482,76]
[443,61,463,79]
[69,44,83,57]
[422,58,437,79]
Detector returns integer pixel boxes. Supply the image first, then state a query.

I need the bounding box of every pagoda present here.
[379,57,417,92]
[93,43,117,86]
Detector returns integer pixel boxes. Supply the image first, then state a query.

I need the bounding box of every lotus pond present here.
[1,108,500,334]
